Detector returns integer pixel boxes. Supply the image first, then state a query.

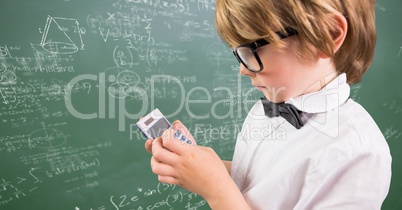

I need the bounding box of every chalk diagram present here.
[0,62,17,85]
[28,123,67,149]
[102,67,146,100]
[113,45,135,69]
[39,16,85,54]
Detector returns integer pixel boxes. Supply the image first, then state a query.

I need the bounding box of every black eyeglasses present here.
[232,28,298,73]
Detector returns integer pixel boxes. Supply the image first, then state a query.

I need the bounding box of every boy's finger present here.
[161,129,191,155]
[145,139,153,154]
[150,156,176,176]
[171,120,197,145]
[151,142,179,165]
[151,137,164,155]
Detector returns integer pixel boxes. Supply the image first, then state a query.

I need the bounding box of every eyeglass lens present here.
[236,47,260,71]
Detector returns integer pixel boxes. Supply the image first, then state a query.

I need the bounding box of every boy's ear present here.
[318,13,348,58]
[331,13,348,53]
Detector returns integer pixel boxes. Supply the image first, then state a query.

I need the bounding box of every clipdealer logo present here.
[64,72,259,132]
[64,71,343,140]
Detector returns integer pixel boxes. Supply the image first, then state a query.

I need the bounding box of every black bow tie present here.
[261,97,304,129]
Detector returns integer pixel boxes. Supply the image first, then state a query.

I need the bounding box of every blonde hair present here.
[215,0,376,84]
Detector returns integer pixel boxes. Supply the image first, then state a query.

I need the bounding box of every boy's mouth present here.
[255,86,266,90]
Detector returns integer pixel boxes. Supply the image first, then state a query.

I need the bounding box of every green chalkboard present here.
[0,0,401,209]
[369,1,402,209]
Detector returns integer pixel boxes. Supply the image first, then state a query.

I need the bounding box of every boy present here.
[145,0,392,209]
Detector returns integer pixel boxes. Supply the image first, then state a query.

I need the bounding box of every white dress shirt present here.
[231,74,392,210]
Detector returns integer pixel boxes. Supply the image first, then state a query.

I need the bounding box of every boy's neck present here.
[303,71,339,95]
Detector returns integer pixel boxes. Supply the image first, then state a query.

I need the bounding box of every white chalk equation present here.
[0,138,110,207]
[74,182,207,210]
[0,157,102,207]
[0,79,74,128]
[0,168,40,206]
[0,44,75,67]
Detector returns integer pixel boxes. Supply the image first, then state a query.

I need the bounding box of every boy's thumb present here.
[172,120,183,129]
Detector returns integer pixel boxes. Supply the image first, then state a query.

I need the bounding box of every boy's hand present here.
[150,122,231,200]
[144,120,197,154]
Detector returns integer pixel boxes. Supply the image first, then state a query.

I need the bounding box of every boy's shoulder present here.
[338,99,388,147]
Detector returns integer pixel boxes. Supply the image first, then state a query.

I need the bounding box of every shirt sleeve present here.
[294,144,392,210]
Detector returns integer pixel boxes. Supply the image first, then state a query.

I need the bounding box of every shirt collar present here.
[286,73,350,113]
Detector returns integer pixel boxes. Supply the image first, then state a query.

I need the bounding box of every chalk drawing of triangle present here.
[40,16,79,54]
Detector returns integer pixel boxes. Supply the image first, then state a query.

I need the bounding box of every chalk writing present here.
[375,3,387,12]
[350,84,362,101]
[11,65,75,73]
[78,183,206,210]
[206,42,233,65]
[384,126,402,140]
[383,100,402,114]
[0,159,103,207]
